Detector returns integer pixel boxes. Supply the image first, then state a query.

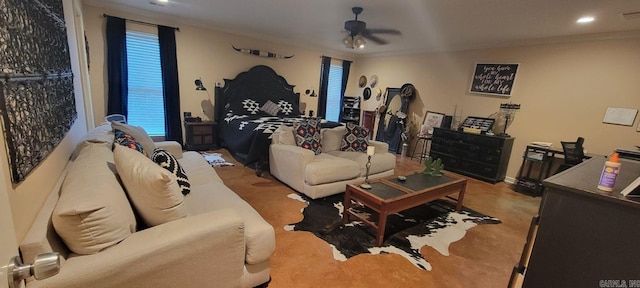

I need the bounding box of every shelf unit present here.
[341,96,360,124]
[515,145,554,196]
[429,127,514,183]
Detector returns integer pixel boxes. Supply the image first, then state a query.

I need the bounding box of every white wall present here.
[351,37,640,179]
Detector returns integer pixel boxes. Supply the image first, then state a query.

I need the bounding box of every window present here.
[126,30,166,137]
[324,64,343,122]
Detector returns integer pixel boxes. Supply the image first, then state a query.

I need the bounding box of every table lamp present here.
[498,103,520,137]
[360,146,375,189]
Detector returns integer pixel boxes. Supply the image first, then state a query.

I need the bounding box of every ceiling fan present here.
[343,6,401,49]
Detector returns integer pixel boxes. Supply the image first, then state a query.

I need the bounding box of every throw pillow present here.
[112,121,155,158]
[260,100,281,116]
[114,145,188,227]
[114,129,147,156]
[293,119,322,155]
[52,143,137,255]
[152,148,191,196]
[273,125,296,146]
[340,122,370,152]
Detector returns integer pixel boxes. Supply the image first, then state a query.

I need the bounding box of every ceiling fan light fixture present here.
[353,35,366,49]
[342,35,354,48]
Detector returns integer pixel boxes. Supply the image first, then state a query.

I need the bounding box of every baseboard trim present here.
[504,176,516,184]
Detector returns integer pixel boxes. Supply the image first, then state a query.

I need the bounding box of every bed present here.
[214,65,339,175]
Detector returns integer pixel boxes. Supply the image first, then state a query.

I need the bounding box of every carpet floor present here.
[211,149,541,288]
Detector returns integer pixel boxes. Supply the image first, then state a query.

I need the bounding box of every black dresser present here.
[429,127,514,183]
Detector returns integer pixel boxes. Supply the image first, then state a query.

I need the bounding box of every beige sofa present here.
[19,123,275,288]
[269,125,396,199]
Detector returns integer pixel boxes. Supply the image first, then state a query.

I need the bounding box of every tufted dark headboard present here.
[214,65,300,123]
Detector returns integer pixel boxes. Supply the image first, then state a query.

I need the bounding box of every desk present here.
[516,157,640,287]
[515,145,591,196]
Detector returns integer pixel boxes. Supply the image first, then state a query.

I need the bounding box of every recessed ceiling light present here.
[149,0,168,6]
[577,16,595,24]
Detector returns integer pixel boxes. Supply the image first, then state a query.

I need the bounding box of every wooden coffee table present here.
[342,172,467,246]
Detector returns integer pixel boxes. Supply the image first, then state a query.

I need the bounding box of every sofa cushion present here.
[340,122,369,152]
[114,129,147,156]
[178,151,224,185]
[184,182,276,264]
[152,148,191,196]
[305,153,360,185]
[52,143,137,255]
[72,122,114,160]
[112,121,155,158]
[327,150,397,176]
[293,119,322,155]
[114,145,188,227]
[271,125,296,146]
[320,126,345,152]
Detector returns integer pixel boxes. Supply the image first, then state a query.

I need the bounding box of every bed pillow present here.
[260,100,281,116]
[112,121,155,158]
[152,148,191,196]
[340,122,369,152]
[114,145,188,227]
[293,119,322,155]
[114,129,147,156]
[276,100,297,116]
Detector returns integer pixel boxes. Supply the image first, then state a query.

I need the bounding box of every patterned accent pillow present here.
[114,129,147,156]
[340,123,370,152]
[260,100,281,116]
[293,119,322,155]
[151,148,191,196]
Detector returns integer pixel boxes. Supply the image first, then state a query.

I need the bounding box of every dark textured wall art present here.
[0,0,77,183]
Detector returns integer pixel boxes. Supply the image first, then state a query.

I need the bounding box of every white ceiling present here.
[88,0,640,56]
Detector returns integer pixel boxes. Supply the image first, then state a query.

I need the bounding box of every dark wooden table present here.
[342,172,467,246]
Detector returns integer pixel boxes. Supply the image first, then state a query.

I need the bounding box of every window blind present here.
[325,64,343,122]
[126,31,166,137]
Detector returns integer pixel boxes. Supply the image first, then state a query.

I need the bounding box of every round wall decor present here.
[358,75,367,88]
[363,87,372,100]
[401,83,416,101]
[374,88,382,101]
[370,75,378,88]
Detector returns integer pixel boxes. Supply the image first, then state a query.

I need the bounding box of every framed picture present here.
[421,111,445,135]
[469,63,519,97]
[460,116,495,133]
[602,107,637,126]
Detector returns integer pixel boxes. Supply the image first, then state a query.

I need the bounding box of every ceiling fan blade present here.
[366,28,401,35]
[361,32,388,45]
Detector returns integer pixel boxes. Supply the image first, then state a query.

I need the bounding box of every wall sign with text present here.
[469,63,519,96]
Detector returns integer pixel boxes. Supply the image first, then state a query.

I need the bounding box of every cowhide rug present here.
[284,193,501,270]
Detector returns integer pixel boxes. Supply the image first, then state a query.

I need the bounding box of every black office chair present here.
[556,137,585,173]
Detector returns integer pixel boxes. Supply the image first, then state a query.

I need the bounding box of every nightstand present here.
[184,121,217,151]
